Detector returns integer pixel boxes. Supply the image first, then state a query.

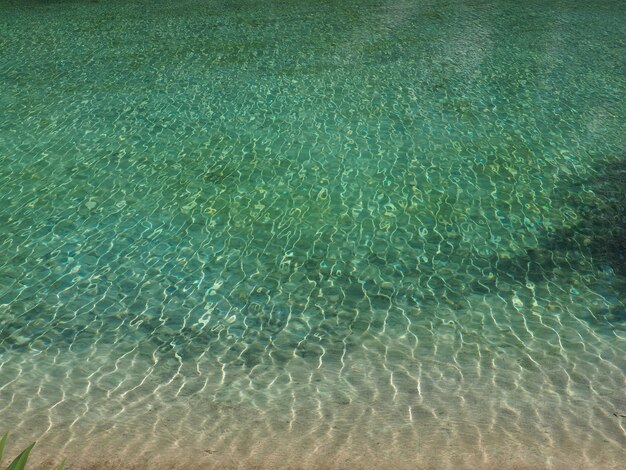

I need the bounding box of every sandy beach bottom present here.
[14,416,626,470]
[3,327,624,470]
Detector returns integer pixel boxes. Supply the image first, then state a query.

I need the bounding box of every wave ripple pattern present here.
[0,0,624,468]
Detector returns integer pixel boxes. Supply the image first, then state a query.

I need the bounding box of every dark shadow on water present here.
[549,157,626,276]
[495,156,626,326]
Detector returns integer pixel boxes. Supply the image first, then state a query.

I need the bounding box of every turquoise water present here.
[0,0,625,468]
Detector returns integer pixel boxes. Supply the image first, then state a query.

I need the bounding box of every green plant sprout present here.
[0,433,65,470]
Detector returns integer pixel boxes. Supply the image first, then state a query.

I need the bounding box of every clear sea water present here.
[0,0,624,468]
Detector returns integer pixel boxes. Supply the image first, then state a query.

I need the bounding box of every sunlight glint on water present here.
[0,0,624,468]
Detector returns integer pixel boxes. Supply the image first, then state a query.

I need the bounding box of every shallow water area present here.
[0,0,625,468]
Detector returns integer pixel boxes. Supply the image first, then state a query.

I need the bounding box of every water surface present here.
[0,0,625,468]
